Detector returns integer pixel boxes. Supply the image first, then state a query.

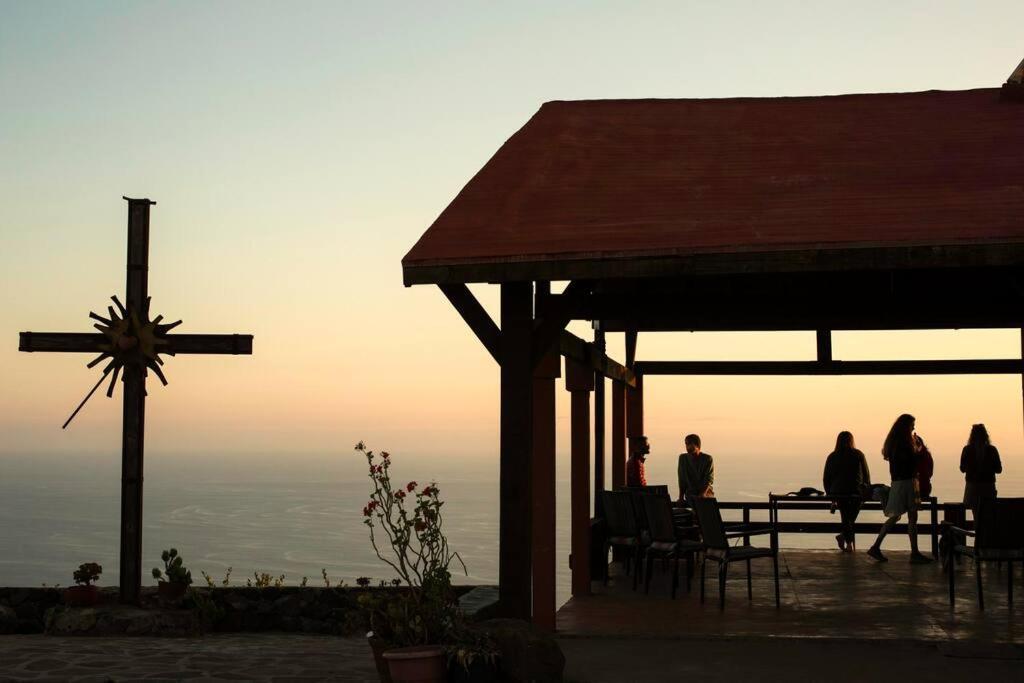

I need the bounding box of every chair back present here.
[641,493,677,544]
[624,484,671,500]
[692,497,729,550]
[975,498,1024,550]
[601,490,641,538]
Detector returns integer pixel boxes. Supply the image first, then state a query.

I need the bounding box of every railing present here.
[713,495,960,558]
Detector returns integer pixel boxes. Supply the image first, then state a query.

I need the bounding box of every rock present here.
[477,618,565,683]
[0,605,17,634]
[459,586,500,620]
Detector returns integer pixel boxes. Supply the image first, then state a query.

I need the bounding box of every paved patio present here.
[557,549,1024,642]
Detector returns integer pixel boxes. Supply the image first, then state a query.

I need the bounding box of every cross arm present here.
[166,334,253,355]
[19,332,106,353]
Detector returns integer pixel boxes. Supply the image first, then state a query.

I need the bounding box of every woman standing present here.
[867,414,932,564]
[823,431,871,552]
[960,424,1002,518]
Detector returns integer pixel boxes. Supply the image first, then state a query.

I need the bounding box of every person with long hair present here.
[960,423,1002,518]
[823,431,871,552]
[867,414,932,563]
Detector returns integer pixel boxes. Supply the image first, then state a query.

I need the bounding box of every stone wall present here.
[0,585,487,636]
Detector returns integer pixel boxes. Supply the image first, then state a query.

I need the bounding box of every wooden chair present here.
[601,490,645,590]
[640,493,702,598]
[693,497,780,610]
[943,497,1024,610]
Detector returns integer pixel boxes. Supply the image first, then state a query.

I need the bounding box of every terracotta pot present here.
[157,581,188,602]
[383,645,446,683]
[367,636,393,683]
[64,584,99,607]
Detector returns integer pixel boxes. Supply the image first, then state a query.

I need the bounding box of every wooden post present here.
[593,329,605,516]
[1020,328,1023,438]
[531,348,559,631]
[499,283,534,620]
[816,329,832,363]
[566,357,593,597]
[611,380,626,490]
[626,371,644,438]
[119,198,153,604]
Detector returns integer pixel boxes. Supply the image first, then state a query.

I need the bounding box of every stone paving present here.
[0,633,379,682]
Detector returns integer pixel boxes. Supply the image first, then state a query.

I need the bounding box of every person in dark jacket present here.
[823,431,871,553]
[626,435,650,487]
[868,414,932,564]
[960,423,1002,518]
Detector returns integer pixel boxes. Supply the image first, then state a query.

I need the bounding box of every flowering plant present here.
[356,441,466,647]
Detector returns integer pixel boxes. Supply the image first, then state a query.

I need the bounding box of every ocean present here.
[1,450,1019,608]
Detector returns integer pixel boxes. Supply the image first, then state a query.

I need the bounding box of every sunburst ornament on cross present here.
[18,196,254,604]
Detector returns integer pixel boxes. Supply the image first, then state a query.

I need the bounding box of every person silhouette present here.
[823,431,871,552]
[960,423,1002,519]
[867,414,931,564]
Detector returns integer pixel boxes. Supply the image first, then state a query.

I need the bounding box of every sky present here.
[2,1,1024,488]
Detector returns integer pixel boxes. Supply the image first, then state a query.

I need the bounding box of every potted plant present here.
[64,563,102,607]
[444,626,501,683]
[356,442,467,683]
[152,548,193,602]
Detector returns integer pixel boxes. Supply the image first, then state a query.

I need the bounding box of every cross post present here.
[18,197,253,604]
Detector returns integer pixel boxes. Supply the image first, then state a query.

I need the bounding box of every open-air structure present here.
[402,75,1024,631]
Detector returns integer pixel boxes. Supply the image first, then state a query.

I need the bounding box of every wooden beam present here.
[167,334,253,355]
[531,280,588,366]
[498,283,533,620]
[593,329,605,516]
[625,328,637,368]
[816,330,832,363]
[403,242,1024,286]
[19,332,106,353]
[531,347,559,631]
[565,357,593,597]
[635,359,1024,376]
[439,283,501,364]
[560,331,636,387]
[611,380,626,490]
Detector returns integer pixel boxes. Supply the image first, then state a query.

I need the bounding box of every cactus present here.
[151,547,193,586]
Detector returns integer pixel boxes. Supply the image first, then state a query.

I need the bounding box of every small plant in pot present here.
[64,563,102,607]
[356,442,469,683]
[151,548,192,602]
[444,626,501,683]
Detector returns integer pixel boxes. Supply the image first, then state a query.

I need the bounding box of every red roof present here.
[403,88,1024,284]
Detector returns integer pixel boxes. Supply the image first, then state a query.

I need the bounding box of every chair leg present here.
[976,559,985,611]
[700,557,706,604]
[686,553,693,594]
[671,556,679,600]
[631,546,641,591]
[772,552,780,609]
[746,559,752,601]
[645,552,655,595]
[1008,561,1013,606]
[719,562,728,610]
[948,552,956,607]
[603,543,610,585]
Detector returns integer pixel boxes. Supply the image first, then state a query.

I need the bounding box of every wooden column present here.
[531,349,559,631]
[626,371,644,438]
[566,357,593,597]
[500,283,533,620]
[611,380,626,490]
[120,198,152,605]
[1020,328,1023,438]
[593,329,605,515]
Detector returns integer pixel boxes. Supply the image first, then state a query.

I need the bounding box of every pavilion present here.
[402,74,1024,630]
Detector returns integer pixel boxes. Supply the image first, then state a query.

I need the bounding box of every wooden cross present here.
[18,197,253,604]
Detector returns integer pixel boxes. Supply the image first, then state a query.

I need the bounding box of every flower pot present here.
[64,584,99,607]
[368,636,394,683]
[383,645,446,683]
[157,581,188,602]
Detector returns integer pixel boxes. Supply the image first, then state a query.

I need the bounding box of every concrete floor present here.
[557,549,1024,642]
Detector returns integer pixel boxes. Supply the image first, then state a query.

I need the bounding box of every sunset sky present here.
[2,1,1023,490]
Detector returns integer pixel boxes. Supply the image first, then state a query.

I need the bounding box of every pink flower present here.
[407,481,417,492]
[414,520,426,532]
[395,490,406,500]
[381,451,390,459]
